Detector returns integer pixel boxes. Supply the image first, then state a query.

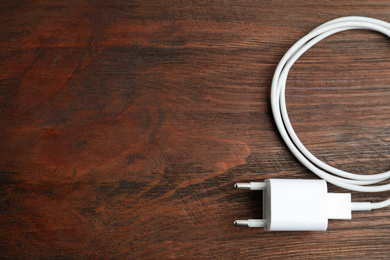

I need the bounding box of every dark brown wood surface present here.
[1,1,390,259]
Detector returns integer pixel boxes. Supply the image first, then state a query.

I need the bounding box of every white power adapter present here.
[234,179,355,231]
[234,16,390,231]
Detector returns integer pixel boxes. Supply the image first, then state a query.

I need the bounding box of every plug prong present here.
[234,182,267,190]
[234,183,251,190]
[234,220,249,226]
[234,219,266,227]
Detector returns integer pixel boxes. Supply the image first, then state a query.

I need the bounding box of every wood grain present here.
[1,0,390,259]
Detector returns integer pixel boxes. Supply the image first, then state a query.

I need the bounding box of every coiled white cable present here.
[271,16,390,209]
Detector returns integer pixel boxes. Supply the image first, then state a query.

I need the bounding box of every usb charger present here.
[234,16,390,231]
[234,179,359,231]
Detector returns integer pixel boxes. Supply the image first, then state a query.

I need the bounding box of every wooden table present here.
[1,1,390,258]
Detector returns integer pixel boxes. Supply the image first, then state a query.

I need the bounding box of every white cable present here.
[271,16,390,209]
